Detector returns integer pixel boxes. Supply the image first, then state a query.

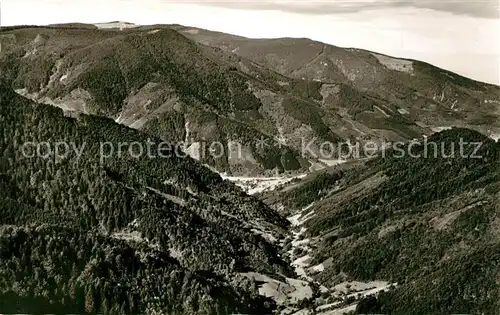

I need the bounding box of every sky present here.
[2,0,500,84]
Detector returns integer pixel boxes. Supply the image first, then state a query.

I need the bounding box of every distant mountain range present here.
[1,23,499,175]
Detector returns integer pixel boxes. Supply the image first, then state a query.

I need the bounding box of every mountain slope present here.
[1,24,499,176]
[263,128,500,314]
[0,81,293,314]
[0,26,311,175]
[177,25,500,139]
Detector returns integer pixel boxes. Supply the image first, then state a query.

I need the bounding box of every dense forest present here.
[0,81,293,314]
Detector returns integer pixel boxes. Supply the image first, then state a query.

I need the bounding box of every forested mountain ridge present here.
[0,26,314,175]
[263,128,500,314]
[0,81,293,314]
[1,24,499,176]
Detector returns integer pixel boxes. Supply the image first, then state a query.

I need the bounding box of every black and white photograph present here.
[0,0,499,314]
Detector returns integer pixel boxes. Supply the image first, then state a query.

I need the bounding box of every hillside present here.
[0,81,294,314]
[262,128,500,314]
[178,26,500,97]
[1,21,500,315]
[0,26,309,175]
[178,25,500,138]
[1,24,499,176]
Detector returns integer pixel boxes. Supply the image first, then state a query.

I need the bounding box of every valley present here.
[0,22,499,315]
